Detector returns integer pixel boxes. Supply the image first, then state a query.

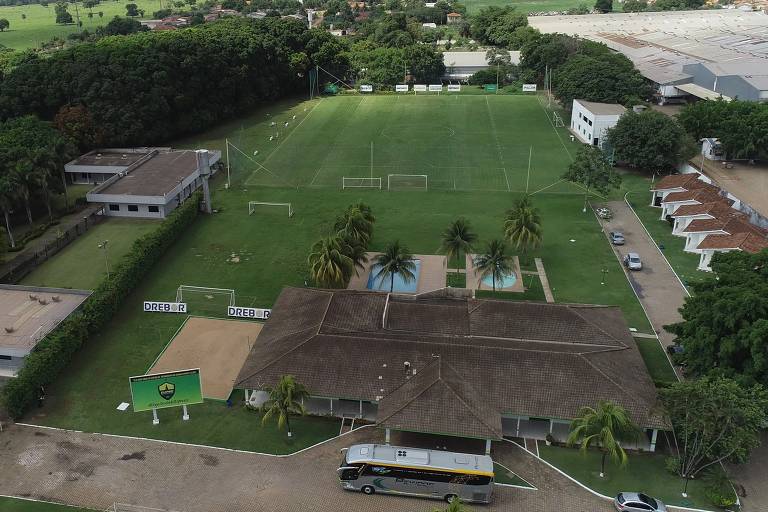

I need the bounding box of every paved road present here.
[0,424,617,512]
[596,200,689,348]
[729,432,768,512]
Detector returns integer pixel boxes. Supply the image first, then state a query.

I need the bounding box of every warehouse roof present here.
[236,288,667,437]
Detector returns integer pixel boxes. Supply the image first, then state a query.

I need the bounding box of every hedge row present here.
[1,194,202,419]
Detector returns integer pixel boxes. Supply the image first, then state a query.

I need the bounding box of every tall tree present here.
[12,157,35,226]
[504,196,542,254]
[0,173,17,248]
[567,401,641,478]
[606,110,696,173]
[125,3,139,16]
[469,6,527,47]
[308,236,353,288]
[660,377,768,495]
[562,145,622,212]
[678,100,768,160]
[334,204,374,247]
[0,19,9,31]
[594,0,613,12]
[54,1,73,23]
[473,239,513,292]
[552,53,650,108]
[259,375,310,438]
[440,218,477,276]
[373,240,416,293]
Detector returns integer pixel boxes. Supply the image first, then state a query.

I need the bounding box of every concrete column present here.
[359,400,363,417]
[485,439,491,455]
[330,398,333,414]
[549,419,554,434]
[516,417,521,437]
[244,389,250,403]
[650,429,658,452]
[385,428,391,444]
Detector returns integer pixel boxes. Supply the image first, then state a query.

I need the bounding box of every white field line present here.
[260,98,323,168]
[536,94,573,162]
[15,422,374,458]
[0,495,98,510]
[485,96,509,191]
[144,315,190,373]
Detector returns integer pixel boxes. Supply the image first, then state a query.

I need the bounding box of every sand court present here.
[149,317,261,400]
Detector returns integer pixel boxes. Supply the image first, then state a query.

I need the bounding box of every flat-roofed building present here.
[442,51,520,81]
[85,148,220,219]
[569,99,626,148]
[64,148,166,185]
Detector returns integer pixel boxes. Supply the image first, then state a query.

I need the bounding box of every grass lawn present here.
[494,462,535,488]
[0,0,163,50]
[635,338,678,386]
[29,94,653,447]
[465,0,593,14]
[20,218,160,290]
[625,191,705,288]
[539,445,713,509]
[0,497,96,512]
[446,272,466,288]
[476,272,547,302]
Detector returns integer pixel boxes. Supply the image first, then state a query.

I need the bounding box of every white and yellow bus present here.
[338,444,494,504]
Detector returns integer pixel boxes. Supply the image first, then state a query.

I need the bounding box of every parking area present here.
[594,200,689,349]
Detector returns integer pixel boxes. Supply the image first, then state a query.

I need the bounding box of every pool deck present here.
[347,253,447,294]
[465,254,524,293]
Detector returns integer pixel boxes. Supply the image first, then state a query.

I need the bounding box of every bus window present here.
[338,464,364,481]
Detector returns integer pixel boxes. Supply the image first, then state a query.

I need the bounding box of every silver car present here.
[614,492,667,512]
[609,231,625,245]
[623,252,642,271]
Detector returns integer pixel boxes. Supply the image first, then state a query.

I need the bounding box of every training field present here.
[225,95,578,196]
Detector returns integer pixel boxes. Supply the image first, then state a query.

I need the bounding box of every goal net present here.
[176,285,235,316]
[551,111,565,128]
[387,174,428,191]
[342,177,382,189]
[249,201,294,218]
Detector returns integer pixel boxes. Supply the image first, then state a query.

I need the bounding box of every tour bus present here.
[338,444,495,504]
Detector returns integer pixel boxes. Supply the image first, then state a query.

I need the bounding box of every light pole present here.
[601,267,608,285]
[98,240,110,279]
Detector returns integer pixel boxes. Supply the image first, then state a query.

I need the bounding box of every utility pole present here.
[98,240,110,279]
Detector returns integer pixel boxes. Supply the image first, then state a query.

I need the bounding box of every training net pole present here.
[225,138,231,189]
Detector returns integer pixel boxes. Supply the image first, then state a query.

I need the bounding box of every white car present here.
[623,252,642,271]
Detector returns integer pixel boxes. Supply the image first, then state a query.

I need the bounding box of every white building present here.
[701,138,725,161]
[442,51,520,81]
[569,99,626,148]
[65,148,168,185]
[85,148,220,219]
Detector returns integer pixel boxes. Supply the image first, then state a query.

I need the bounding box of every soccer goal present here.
[248,201,294,218]
[342,177,382,189]
[551,111,565,128]
[387,174,428,191]
[176,286,235,307]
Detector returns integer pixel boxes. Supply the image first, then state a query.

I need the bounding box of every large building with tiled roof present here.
[235,287,667,453]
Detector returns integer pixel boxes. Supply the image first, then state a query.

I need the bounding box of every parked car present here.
[666,344,684,356]
[596,207,612,219]
[609,231,625,245]
[623,253,642,271]
[614,492,667,512]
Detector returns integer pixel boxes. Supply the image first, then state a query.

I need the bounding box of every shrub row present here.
[0,194,202,419]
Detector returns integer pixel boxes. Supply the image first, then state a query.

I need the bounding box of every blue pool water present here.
[481,271,517,289]
[367,260,421,293]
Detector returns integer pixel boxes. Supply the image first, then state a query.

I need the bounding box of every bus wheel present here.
[361,486,375,495]
[444,494,459,503]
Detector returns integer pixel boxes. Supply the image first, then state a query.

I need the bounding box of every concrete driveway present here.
[595,200,689,348]
[728,431,768,512]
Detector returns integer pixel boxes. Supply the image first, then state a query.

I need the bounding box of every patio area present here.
[465,254,524,293]
[347,253,447,295]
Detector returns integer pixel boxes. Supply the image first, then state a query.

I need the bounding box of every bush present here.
[705,484,737,508]
[664,456,680,475]
[0,194,201,419]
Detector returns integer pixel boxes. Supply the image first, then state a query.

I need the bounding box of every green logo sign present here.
[129,369,203,412]
[484,84,498,92]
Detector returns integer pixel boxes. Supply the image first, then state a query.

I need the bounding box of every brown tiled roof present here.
[697,233,768,252]
[235,288,667,433]
[651,173,700,191]
[662,185,723,204]
[671,201,735,218]
[377,359,503,440]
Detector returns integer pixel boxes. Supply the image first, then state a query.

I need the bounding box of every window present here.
[127,205,139,212]
[148,205,160,213]
[587,119,593,126]
[81,173,88,179]
[109,204,120,211]
[0,354,12,360]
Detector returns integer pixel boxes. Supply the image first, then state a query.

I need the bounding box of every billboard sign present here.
[484,84,497,92]
[522,84,537,92]
[143,301,187,314]
[414,84,427,92]
[428,84,443,92]
[395,84,409,92]
[228,306,271,320]
[447,84,461,92]
[360,84,373,93]
[129,369,203,412]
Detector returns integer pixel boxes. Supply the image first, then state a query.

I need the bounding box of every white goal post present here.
[176,286,235,307]
[248,201,294,218]
[552,111,565,128]
[342,177,382,189]
[387,174,428,191]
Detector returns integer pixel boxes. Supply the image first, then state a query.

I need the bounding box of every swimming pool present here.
[481,271,517,289]
[366,260,421,293]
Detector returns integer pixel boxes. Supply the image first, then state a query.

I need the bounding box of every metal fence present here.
[0,207,105,285]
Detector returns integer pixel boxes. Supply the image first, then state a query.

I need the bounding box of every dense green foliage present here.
[552,52,649,108]
[0,193,201,419]
[469,5,528,48]
[0,18,344,146]
[350,40,444,86]
[563,145,621,208]
[666,249,768,386]
[678,99,768,160]
[606,110,696,173]
[504,195,542,254]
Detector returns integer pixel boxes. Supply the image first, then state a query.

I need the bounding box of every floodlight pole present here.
[225,138,231,189]
[98,240,110,279]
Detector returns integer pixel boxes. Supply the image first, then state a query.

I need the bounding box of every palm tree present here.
[50,135,76,210]
[0,173,18,248]
[440,218,477,276]
[12,157,35,226]
[504,196,542,254]
[340,235,368,280]
[473,239,513,292]
[27,149,56,221]
[308,236,353,288]
[567,400,641,478]
[373,240,416,293]
[260,375,310,438]
[334,205,373,247]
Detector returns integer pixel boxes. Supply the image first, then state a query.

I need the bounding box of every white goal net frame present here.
[248,201,294,218]
[176,285,235,307]
[387,174,428,191]
[552,111,565,128]
[342,177,382,189]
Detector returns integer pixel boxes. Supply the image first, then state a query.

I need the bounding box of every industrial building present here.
[529,10,768,103]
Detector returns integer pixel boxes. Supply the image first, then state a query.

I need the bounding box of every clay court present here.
[148,317,262,400]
